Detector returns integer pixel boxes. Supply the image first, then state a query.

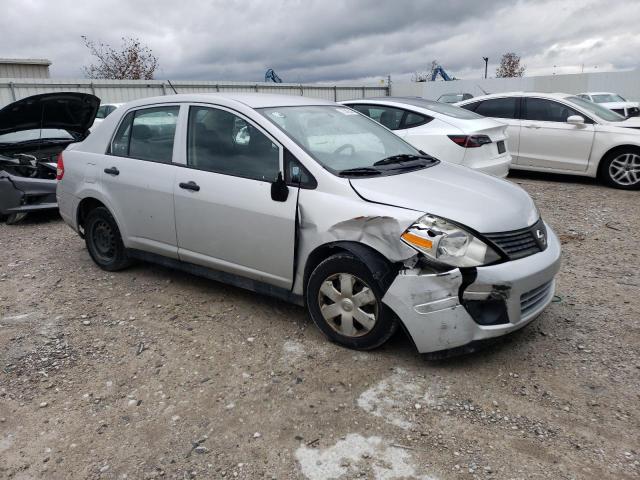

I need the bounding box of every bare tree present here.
[496,52,525,78]
[82,36,158,80]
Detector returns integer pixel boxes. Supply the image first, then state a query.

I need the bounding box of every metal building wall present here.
[392,70,640,101]
[0,78,389,107]
[0,63,50,79]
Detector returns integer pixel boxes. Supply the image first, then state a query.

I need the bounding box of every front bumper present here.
[0,173,57,215]
[382,223,561,354]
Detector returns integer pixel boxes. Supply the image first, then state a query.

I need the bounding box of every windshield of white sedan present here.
[259,106,435,176]
[592,94,626,103]
[567,96,625,122]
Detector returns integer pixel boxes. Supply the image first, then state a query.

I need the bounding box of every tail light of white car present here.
[448,134,492,148]
[56,152,64,180]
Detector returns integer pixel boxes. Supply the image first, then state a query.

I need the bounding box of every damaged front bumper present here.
[382,223,561,354]
[0,171,58,216]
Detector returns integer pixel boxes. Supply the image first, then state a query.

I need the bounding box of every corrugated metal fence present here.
[0,78,389,106]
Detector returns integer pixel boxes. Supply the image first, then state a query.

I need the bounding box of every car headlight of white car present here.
[401,214,501,267]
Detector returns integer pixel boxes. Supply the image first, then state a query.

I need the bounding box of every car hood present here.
[609,117,640,128]
[349,162,538,233]
[0,92,100,137]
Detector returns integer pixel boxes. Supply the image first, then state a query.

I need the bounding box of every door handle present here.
[524,124,541,129]
[179,181,200,192]
[104,167,119,175]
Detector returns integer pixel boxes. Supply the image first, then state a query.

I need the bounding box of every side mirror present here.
[271,172,289,202]
[566,115,585,125]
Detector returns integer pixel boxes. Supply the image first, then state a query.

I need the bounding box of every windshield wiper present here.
[374,154,435,166]
[338,167,383,177]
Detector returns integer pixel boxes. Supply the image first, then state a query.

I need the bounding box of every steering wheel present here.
[333,144,355,155]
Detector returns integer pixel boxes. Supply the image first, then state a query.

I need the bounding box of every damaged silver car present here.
[0,92,99,223]
[57,93,561,355]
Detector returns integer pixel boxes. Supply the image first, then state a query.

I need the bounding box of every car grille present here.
[520,281,553,316]
[484,219,547,260]
[628,107,640,117]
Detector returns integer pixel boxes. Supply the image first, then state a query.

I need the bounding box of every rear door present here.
[461,97,521,163]
[518,97,594,171]
[102,104,182,258]
[173,104,298,289]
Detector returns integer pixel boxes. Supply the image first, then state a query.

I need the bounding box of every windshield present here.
[566,96,626,122]
[259,105,425,174]
[0,129,74,144]
[592,94,626,103]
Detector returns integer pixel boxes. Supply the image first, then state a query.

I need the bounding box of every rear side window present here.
[187,106,280,182]
[350,104,404,130]
[523,98,585,123]
[465,98,518,119]
[110,106,179,163]
[403,112,431,128]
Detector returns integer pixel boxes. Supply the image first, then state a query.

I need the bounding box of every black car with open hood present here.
[0,92,100,224]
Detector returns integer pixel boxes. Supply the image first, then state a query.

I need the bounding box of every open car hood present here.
[349,162,539,233]
[0,92,100,138]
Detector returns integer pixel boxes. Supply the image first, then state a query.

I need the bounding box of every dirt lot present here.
[1,172,639,480]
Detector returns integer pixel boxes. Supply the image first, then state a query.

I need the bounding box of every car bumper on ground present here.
[382,223,561,354]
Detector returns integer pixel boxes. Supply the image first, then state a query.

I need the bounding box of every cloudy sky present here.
[2,0,639,84]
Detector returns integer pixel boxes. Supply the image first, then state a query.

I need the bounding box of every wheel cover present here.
[91,219,116,263]
[609,153,640,186]
[317,273,379,337]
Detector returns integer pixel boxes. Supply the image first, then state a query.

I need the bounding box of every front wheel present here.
[85,207,131,271]
[306,253,398,350]
[600,150,640,189]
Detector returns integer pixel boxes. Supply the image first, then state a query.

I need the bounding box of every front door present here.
[174,105,297,289]
[518,97,595,171]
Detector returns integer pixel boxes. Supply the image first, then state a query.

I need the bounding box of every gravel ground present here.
[1,172,639,480]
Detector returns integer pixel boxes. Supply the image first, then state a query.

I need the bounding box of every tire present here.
[84,207,131,271]
[306,252,398,350]
[5,212,28,224]
[599,149,640,190]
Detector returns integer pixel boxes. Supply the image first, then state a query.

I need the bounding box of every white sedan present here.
[341,97,511,177]
[577,92,639,118]
[457,92,640,189]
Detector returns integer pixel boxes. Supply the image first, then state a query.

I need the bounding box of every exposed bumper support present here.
[383,224,561,354]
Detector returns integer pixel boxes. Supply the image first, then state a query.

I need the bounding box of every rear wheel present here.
[5,213,28,224]
[600,150,640,189]
[306,253,398,350]
[85,207,131,271]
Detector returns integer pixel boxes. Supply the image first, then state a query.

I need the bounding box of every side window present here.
[523,98,585,123]
[350,104,404,130]
[402,111,431,129]
[472,98,518,119]
[187,106,280,182]
[110,106,179,163]
[110,111,134,156]
[284,150,316,189]
[96,105,108,119]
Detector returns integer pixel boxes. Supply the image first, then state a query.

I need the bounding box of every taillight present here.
[56,152,64,180]
[448,135,492,148]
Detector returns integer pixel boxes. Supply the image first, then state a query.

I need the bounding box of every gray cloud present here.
[1,0,638,83]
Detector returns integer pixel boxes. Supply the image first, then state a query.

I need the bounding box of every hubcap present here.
[318,273,378,337]
[609,153,640,186]
[92,219,116,262]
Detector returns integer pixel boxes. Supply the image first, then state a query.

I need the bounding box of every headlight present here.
[401,214,501,267]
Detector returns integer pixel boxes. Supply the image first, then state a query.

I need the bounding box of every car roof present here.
[115,93,336,110]
[579,92,617,95]
[456,91,575,104]
[343,96,447,109]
